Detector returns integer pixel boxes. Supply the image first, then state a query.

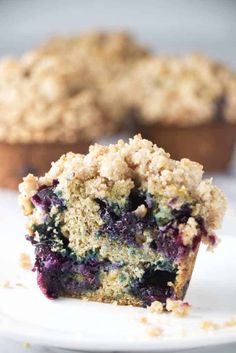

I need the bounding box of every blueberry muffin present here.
[19,135,226,306]
[0,81,110,189]
[34,31,149,85]
[0,31,149,189]
[111,54,236,170]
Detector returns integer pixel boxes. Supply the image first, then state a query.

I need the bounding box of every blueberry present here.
[96,188,156,245]
[31,180,66,212]
[171,203,192,224]
[130,266,176,306]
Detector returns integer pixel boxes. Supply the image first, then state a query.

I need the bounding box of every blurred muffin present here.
[112,54,236,170]
[0,31,149,189]
[23,31,149,90]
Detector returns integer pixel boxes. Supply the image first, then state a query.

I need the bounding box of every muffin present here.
[19,135,226,306]
[0,31,149,189]
[34,31,149,85]
[112,54,236,171]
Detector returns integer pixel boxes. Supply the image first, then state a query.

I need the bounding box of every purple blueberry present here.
[31,180,65,212]
[130,266,176,306]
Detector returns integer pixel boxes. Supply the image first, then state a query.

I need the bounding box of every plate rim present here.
[1,235,236,352]
[1,310,236,352]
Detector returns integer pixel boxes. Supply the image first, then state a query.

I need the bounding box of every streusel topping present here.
[19,135,226,235]
[0,32,148,143]
[112,54,236,126]
[1,32,236,142]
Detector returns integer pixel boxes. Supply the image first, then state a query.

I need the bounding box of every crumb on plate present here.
[19,252,32,270]
[146,326,163,337]
[148,300,164,313]
[166,299,191,317]
[139,316,149,324]
[200,320,219,330]
[223,316,236,328]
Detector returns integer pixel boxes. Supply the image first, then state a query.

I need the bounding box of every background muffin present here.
[110,54,236,170]
[1,29,236,189]
[0,31,149,189]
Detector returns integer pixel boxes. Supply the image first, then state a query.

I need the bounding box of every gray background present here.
[0,0,236,68]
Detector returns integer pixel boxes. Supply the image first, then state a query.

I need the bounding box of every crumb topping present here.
[0,31,148,143]
[19,135,226,244]
[113,54,236,126]
[139,316,149,324]
[1,32,236,144]
[224,316,236,328]
[179,217,198,246]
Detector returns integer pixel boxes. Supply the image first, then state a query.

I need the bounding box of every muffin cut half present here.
[19,135,226,307]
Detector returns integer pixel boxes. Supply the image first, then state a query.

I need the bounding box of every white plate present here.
[0,189,236,352]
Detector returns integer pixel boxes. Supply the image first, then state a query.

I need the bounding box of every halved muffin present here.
[19,135,226,307]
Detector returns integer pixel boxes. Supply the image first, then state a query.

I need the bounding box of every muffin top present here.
[19,135,226,239]
[0,32,149,144]
[1,31,235,142]
[112,54,236,126]
[37,31,149,67]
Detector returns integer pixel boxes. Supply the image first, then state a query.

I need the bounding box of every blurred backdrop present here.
[0,0,236,67]
[0,0,236,180]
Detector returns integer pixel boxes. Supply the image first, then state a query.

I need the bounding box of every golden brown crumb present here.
[166,299,191,317]
[200,320,219,330]
[223,316,236,328]
[148,300,164,313]
[115,54,236,126]
[0,32,148,144]
[139,316,149,324]
[19,253,32,270]
[179,217,198,246]
[200,317,236,331]
[146,326,163,337]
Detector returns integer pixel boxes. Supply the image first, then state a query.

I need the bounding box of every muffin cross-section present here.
[19,135,226,307]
